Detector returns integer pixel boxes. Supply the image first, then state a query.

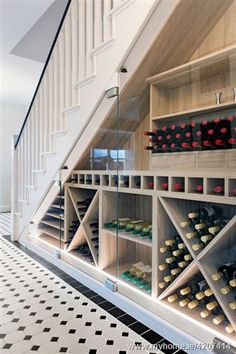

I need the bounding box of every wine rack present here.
[163,270,235,339]
[31,10,236,346]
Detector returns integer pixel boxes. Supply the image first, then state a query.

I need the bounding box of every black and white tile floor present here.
[0,215,187,354]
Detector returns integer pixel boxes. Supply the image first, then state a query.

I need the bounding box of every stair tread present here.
[51,204,65,210]
[45,212,64,220]
[40,219,64,231]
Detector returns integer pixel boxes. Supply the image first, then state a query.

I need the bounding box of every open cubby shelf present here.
[71,170,236,202]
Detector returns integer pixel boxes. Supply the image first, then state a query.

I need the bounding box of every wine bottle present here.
[213,185,224,195]
[173,182,184,192]
[208,218,229,235]
[195,184,204,193]
[167,294,178,303]
[213,314,225,325]
[204,288,213,297]
[159,281,167,289]
[178,260,189,269]
[215,262,236,279]
[229,279,236,287]
[125,220,144,232]
[221,285,232,295]
[144,130,156,137]
[90,221,98,228]
[104,217,131,229]
[189,206,222,221]
[229,299,236,310]
[178,242,186,250]
[206,300,218,311]
[91,236,98,242]
[121,262,144,280]
[200,234,213,244]
[179,298,191,307]
[172,249,184,257]
[196,286,212,300]
[161,182,168,190]
[163,274,174,283]
[184,254,193,262]
[133,222,150,235]
[159,263,169,271]
[171,267,181,276]
[185,231,197,239]
[165,235,181,246]
[77,198,92,206]
[200,306,220,319]
[225,324,234,334]
[140,225,152,237]
[180,220,192,228]
[192,242,204,251]
[191,121,202,151]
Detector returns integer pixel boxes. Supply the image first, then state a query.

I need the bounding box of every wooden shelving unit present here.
[32,1,236,346]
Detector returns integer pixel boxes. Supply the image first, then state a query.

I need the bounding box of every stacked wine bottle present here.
[166,274,235,334]
[72,243,94,264]
[158,235,193,290]
[89,220,99,257]
[121,261,152,293]
[180,206,229,253]
[104,217,152,239]
[144,114,236,153]
[212,262,236,311]
[77,197,93,220]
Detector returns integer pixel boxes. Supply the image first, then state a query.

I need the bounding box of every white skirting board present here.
[0,205,11,212]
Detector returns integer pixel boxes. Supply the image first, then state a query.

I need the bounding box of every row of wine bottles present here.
[212,261,236,310]
[158,235,192,289]
[166,276,235,334]
[144,114,236,153]
[72,243,94,264]
[104,218,152,239]
[121,262,151,293]
[89,220,99,257]
[180,206,230,252]
[76,197,93,220]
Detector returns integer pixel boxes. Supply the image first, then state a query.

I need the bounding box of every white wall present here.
[0,103,27,211]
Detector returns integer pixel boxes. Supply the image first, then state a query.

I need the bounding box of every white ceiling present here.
[0,0,67,106]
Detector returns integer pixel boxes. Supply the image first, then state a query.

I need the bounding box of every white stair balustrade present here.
[12,0,160,239]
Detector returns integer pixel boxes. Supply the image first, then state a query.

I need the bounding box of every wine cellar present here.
[28,0,236,349]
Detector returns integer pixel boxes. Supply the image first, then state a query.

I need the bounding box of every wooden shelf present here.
[151,101,236,122]
[147,44,236,85]
[102,228,152,247]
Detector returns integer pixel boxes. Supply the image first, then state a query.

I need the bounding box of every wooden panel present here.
[191,0,236,60]
[122,114,150,170]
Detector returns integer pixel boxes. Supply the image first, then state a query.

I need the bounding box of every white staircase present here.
[12,0,159,238]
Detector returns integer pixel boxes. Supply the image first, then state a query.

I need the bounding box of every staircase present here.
[12,0,158,239]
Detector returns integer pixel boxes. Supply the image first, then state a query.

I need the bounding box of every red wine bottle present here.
[144,130,157,137]
[161,182,168,190]
[173,182,184,192]
[195,184,203,193]
[191,122,202,150]
[213,185,224,195]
